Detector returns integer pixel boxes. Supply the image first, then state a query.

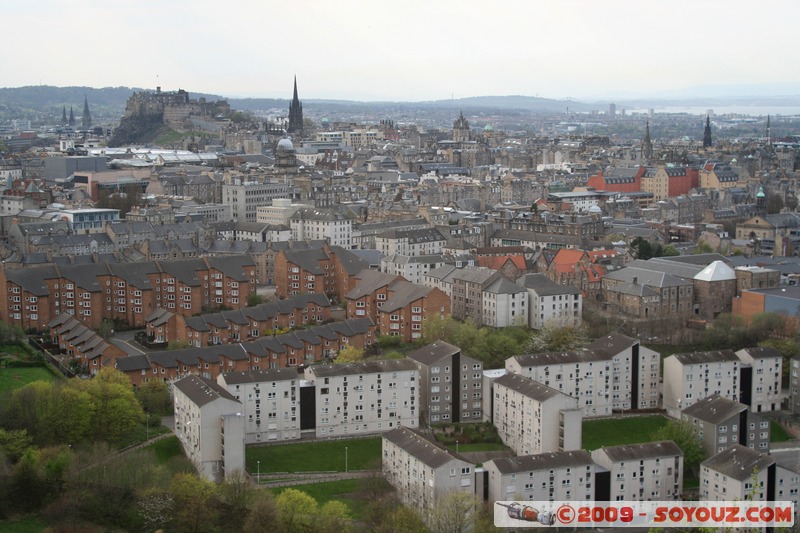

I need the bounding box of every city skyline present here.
[3,0,800,102]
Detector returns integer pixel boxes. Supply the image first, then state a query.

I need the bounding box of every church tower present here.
[68,106,75,127]
[61,106,68,125]
[81,96,92,129]
[453,111,470,142]
[702,115,713,149]
[641,121,653,163]
[287,76,303,135]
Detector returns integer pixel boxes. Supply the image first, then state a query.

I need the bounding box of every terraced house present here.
[0,255,256,331]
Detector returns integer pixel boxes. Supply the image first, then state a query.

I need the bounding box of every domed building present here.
[275,138,297,168]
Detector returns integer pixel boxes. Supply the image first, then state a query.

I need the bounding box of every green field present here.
[0,517,49,533]
[446,442,510,453]
[0,366,58,393]
[149,436,182,463]
[582,415,669,451]
[271,479,370,519]
[246,437,382,473]
[771,420,793,443]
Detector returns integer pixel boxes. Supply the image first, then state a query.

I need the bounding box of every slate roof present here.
[586,332,639,355]
[484,276,527,295]
[488,450,594,474]
[173,374,240,407]
[516,273,580,296]
[407,341,460,366]
[682,394,746,424]
[377,227,446,243]
[382,427,463,469]
[219,368,300,385]
[346,269,400,300]
[308,358,418,378]
[380,281,435,312]
[603,266,691,288]
[701,444,775,481]
[283,247,328,275]
[493,372,566,402]
[597,441,682,462]
[736,346,782,360]
[671,350,740,365]
[329,246,370,276]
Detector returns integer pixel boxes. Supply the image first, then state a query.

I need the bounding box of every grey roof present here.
[671,350,739,365]
[603,266,691,288]
[682,394,746,424]
[451,266,499,285]
[484,276,527,295]
[4,265,59,296]
[329,246,370,276]
[597,441,682,462]
[493,372,566,402]
[219,368,300,385]
[309,358,418,378]
[736,347,782,360]
[283,247,328,275]
[628,258,704,279]
[407,341,460,366]
[517,273,580,296]
[173,374,240,407]
[701,444,775,481]
[346,269,399,299]
[488,450,594,474]
[605,281,659,297]
[586,332,639,355]
[512,347,612,367]
[380,281,435,313]
[382,427,465,469]
[377,227,446,243]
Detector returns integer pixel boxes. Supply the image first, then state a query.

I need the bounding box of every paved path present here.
[253,470,377,488]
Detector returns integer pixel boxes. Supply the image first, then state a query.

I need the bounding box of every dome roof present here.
[756,186,766,198]
[484,124,494,132]
[321,117,329,124]
[694,260,736,282]
[588,205,602,213]
[277,138,294,151]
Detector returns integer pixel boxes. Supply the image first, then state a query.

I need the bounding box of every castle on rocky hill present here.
[123,87,230,129]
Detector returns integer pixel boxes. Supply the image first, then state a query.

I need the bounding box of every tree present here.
[169,472,218,533]
[243,493,282,533]
[248,293,265,307]
[137,488,174,532]
[631,237,653,260]
[335,345,365,364]
[317,500,351,533]
[81,367,144,442]
[0,428,33,462]
[276,488,317,533]
[528,323,588,353]
[767,193,784,214]
[662,245,680,257]
[651,420,705,477]
[136,379,173,415]
[97,318,115,339]
[216,471,253,531]
[427,491,480,533]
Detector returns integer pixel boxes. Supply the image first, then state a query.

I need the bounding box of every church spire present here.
[702,115,712,149]
[81,95,92,129]
[642,121,653,163]
[62,105,68,125]
[287,76,303,135]
[68,106,75,127]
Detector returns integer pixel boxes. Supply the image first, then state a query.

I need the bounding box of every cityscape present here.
[1,76,800,531]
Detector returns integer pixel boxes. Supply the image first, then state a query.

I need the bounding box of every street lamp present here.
[257,460,260,485]
[345,446,348,473]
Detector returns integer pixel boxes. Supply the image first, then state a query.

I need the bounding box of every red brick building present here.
[48,313,127,375]
[587,167,644,193]
[275,244,369,300]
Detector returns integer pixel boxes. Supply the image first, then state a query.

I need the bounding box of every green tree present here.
[662,245,680,256]
[0,428,32,463]
[528,323,588,353]
[631,237,653,260]
[137,488,174,532]
[276,488,317,533]
[47,383,95,445]
[137,379,173,415]
[81,367,144,442]
[428,491,479,533]
[318,500,351,533]
[335,345,365,364]
[243,493,282,533]
[651,420,705,478]
[169,472,218,533]
[248,293,265,307]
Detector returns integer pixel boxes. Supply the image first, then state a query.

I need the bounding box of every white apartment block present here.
[492,372,582,456]
[382,427,478,517]
[217,369,301,444]
[484,450,595,504]
[482,276,528,328]
[592,441,683,502]
[407,341,484,425]
[663,350,741,418]
[516,273,582,330]
[375,227,446,257]
[222,181,290,222]
[736,347,783,412]
[256,198,313,226]
[173,374,245,482]
[304,359,419,438]
[381,254,450,285]
[701,445,775,502]
[290,207,353,248]
[506,333,661,417]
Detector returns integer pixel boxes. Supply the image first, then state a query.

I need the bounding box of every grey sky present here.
[3,0,798,101]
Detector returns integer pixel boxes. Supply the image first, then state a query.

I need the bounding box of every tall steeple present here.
[62,106,68,125]
[641,121,653,163]
[68,106,75,127]
[702,115,712,149]
[81,96,92,129]
[766,115,771,145]
[287,76,303,135]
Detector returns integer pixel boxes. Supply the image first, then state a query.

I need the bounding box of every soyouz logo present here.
[494,501,795,528]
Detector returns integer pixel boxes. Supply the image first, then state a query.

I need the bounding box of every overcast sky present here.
[3,0,798,102]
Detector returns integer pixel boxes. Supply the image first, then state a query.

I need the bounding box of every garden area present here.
[245,437,382,473]
[432,421,509,452]
[582,415,669,451]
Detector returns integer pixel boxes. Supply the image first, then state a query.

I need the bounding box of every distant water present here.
[625,106,800,117]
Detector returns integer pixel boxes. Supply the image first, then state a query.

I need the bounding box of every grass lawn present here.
[149,436,182,463]
[582,415,669,451]
[771,420,793,442]
[0,366,58,393]
[446,442,510,453]
[0,517,49,533]
[246,437,381,473]
[113,420,171,450]
[271,479,370,519]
